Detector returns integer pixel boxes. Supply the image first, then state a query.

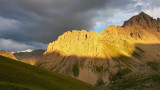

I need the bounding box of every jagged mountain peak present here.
[139,11,149,16]
[137,11,153,21]
[35,12,160,87]
[122,12,160,31]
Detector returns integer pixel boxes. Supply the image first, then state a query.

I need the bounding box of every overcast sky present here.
[0,0,160,52]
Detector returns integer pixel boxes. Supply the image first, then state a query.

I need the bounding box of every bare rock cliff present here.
[36,26,135,86]
[36,12,160,86]
[123,12,160,41]
[123,12,160,31]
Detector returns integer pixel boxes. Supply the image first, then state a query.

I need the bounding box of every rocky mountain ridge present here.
[123,12,160,32]
[36,12,160,87]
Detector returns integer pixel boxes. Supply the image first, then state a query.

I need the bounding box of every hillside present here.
[35,12,160,89]
[14,49,45,65]
[0,50,17,60]
[0,55,98,90]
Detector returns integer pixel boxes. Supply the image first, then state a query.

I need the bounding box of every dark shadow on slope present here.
[35,43,160,88]
[107,43,160,90]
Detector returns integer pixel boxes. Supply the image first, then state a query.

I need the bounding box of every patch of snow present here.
[16,49,33,53]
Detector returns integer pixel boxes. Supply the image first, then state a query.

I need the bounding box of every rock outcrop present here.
[122,12,160,41]
[36,12,160,86]
[0,50,17,60]
[45,30,102,57]
[123,12,160,31]
[36,25,136,85]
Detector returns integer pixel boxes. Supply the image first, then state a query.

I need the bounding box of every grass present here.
[147,62,159,71]
[0,81,30,90]
[136,46,145,53]
[109,73,160,90]
[113,55,132,68]
[79,58,86,68]
[111,68,132,81]
[132,51,141,59]
[96,66,103,72]
[95,79,105,87]
[0,55,99,90]
[72,61,79,77]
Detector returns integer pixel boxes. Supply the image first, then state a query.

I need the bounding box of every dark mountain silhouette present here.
[14,49,45,65]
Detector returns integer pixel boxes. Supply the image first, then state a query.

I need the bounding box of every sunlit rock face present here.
[36,12,160,86]
[123,12,160,41]
[36,26,135,85]
[45,26,134,58]
[0,50,17,60]
[45,30,104,57]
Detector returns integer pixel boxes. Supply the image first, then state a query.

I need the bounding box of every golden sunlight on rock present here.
[0,50,17,60]
[36,12,160,87]
[45,25,136,58]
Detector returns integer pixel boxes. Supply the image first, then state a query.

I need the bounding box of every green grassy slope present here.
[0,55,98,90]
[108,72,160,90]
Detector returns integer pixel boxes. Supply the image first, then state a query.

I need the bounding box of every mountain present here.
[123,12,160,31]
[17,49,33,53]
[14,49,45,65]
[35,12,160,89]
[0,55,98,90]
[123,12,160,40]
[0,50,17,60]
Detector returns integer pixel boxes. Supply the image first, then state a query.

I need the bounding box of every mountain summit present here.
[36,12,160,88]
[123,12,160,32]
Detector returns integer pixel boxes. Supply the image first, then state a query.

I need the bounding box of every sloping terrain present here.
[0,50,17,60]
[102,43,160,90]
[0,55,98,90]
[14,49,45,65]
[36,26,135,86]
[35,12,160,89]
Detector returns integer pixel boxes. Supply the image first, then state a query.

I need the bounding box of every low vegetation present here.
[95,78,105,87]
[136,46,145,53]
[72,61,79,77]
[108,73,160,90]
[132,51,141,59]
[0,55,98,90]
[96,66,103,72]
[113,55,132,68]
[147,62,159,71]
[111,68,132,81]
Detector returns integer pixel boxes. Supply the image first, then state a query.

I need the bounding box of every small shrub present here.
[72,62,79,77]
[95,78,105,87]
[147,62,159,71]
[79,58,85,68]
[96,66,103,72]
[136,47,144,53]
[113,55,132,67]
[132,51,141,59]
[112,68,132,81]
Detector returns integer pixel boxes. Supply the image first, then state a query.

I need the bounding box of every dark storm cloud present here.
[0,0,138,44]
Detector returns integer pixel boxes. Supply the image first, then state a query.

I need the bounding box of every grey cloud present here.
[0,38,47,52]
[0,0,138,44]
